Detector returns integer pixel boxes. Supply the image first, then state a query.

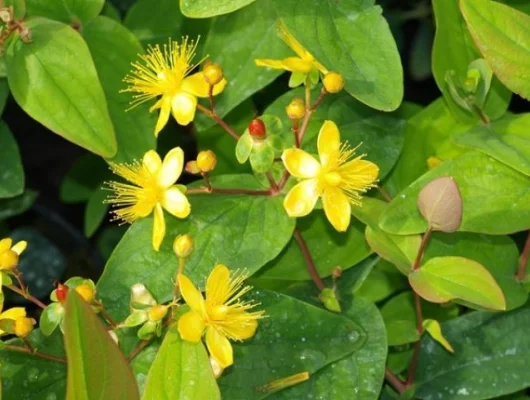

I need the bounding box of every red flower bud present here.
[56,283,69,304]
[248,118,266,139]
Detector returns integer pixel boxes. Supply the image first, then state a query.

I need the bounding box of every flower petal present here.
[206,326,233,368]
[0,307,26,320]
[152,203,166,251]
[205,264,230,306]
[322,188,351,232]
[171,92,198,126]
[283,179,320,218]
[154,95,171,137]
[180,72,227,98]
[254,58,287,70]
[339,158,380,191]
[281,57,313,73]
[178,273,206,315]
[223,311,258,340]
[161,187,191,219]
[0,238,12,254]
[158,147,184,188]
[281,149,320,179]
[143,150,162,176]
[318,120,340,165]
[11,241,27,256]
[178,310,205,342]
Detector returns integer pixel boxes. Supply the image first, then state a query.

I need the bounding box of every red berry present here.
[56,284,69,304]
[248,118,266,139]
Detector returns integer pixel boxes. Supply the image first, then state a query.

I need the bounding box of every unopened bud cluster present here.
[203,62,224,86]
[323,71,345,94]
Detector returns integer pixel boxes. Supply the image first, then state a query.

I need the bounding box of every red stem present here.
[385,368,406,394]
[7,285,47,310]
[412,228,432,271]
[187,187,273,196]
[516,230,530,281]
[4,344,66,364]
[127,340,151,362]
[196,104,240,140]
[293,229,326,290]
[406,291,424,387]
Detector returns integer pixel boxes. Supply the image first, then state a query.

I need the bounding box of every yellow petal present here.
[154,95,171,137]
[0,239,12,254]
[281,149,320,179]
[283,179,320,218]
[11,241,27,256]
[178,310,205,343]
[206,327,233,368]
[318,120,340,165]
[0,307,26,320]
[255,59,288,70]
[180,72,227,98]
[161,187,191,219]
[158,147,184,188]
[152,203,166,251]
[205,264,230,306]
[178,273,206,315]
[171,92,198,126]
[143,150,162,176]
[322,188,351,232]
[223,311,258,340]
[339,159,379,190]
[281,57,313,73]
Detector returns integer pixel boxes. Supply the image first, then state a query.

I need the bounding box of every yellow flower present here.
[255,21,328,79]
[123,38,227,136]
[0,306,26,336]
[177,265,264,368]
[106,147,191,251]
[0,238,27,271]
[282,120,379,232]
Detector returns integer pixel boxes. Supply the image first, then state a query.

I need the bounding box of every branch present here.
[516,230,530,281]
[6,285,47,310]
[187,187,273,196]
[406,291,424,386]
[127,340,151,362]
[4,344,66,364]
[293,229,326,290]
[196,103,240,140]
[411,228,432,271]
[385,368,406,394]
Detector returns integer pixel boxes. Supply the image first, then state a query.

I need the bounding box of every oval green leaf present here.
[6,19,117,158]
[0,121,24,198]
[26,0,104,24]
[63,291,140,400]
[409,256,506,311]
[180,0,255,18]
[461,0,530,101]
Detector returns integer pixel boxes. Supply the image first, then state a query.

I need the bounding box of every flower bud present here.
[0,249,18,271]
[197,150,217,173]
[285,98,305,120]
[203,63,224,86]
[173,234,194,258]
[248,118,266,140]
[75,284,95,303]
[323,71,345,94]
[185,160,201,175]
[148,305,168,321]
[56,284,69,304]
[15,317,35,338]
[332,267,342,279]
[210,356,224,379]
[0,9,12,24]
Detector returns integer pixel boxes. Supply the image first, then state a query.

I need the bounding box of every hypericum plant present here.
[1,0,530,399]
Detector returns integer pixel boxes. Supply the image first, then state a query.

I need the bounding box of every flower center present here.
[324,172,342,186]
[210,304,229,321]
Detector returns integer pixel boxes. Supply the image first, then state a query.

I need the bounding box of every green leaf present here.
[97,174,295,319]
[352,198,420,275]
[256,210,371,280]
[84,187,109,237]
[355,259,408,303]
[416,304,530,399]
[143,325,220,400]
[0,330,66,399]
[274,0,403,111]
[101,3,121,21]
[423,319,454,353]
[26,0,104,24]
[461,0,530,101]
[124,0,184,46]
[453,113,530,176]
[83,16,156,163]
[249,141,275,173]
[180,0,255,18]
[6,19,117,158]
[39,302,65,336]
[63,291,140,400]
[271,296,387,400]
[380,151,530,235]
[409,256,506,311]
[235,131,254,164]
[0,79,10,114]
[218,289,364,399]
[0,121,24,198]
[60,154,108,203]
[384,98,470,196]
[265,89,406,180]
[195,1,291,130]
[432,0,510,122]
[5,0,26,19]
[381,291,458,346]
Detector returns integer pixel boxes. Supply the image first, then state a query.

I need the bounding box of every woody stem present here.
[196,103,240,140]
[293,229,326,291]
